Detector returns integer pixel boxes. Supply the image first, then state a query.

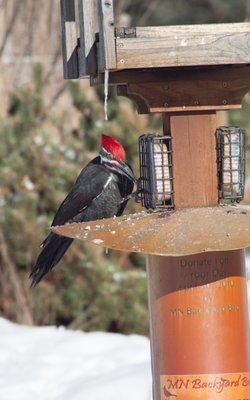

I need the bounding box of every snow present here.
[92,239,104,245]
[0,319,152,400]
[22,176,35,191]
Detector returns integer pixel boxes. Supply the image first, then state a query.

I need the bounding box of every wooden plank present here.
[76,0,99,76]
[169,112,218,208]
[116,22,250,69]
[60,0,79,79]
[108,65,250,85]
[151,105,241,113]
[98,0,116,71]
[115,66,250,114]
[134,22,250,38]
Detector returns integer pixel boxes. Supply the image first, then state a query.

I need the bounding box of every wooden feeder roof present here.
[115,23,250,70]
[61,2,250,113]
[53,206,250,257]
[60,1,250,78]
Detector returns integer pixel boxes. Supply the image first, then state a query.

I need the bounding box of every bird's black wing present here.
[117,179,134,216]
[116,162,135,216]
[51,160,111,227]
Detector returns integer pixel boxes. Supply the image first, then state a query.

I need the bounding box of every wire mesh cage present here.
[216,126,246,203]
[138,133,174,210]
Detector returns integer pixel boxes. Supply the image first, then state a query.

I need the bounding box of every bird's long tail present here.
[30,233,73,287]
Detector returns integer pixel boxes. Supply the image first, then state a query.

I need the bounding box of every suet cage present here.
[138,134,174,210]
[216,127,245,203]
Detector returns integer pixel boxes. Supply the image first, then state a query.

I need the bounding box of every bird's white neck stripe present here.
[104,175,113,189]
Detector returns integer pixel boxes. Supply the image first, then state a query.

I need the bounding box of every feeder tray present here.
[53,205,250,257]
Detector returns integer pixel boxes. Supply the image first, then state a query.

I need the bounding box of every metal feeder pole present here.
[147,113,250,399]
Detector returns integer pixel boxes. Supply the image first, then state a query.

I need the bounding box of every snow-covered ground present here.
[0,257,249,400]
[0,318,152,400]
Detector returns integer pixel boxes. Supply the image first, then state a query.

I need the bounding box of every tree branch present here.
[0,227,34,325]
[0,0,23,57]
[246,0,250,21]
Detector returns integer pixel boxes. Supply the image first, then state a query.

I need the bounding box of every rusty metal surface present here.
[52,206,250,256]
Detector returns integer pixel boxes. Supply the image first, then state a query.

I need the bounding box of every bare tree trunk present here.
[0,227,34,325]
[245,0,250,106]
[138,0,159,25]
[0,252,14,319]
[115,0,133,19]
[246,0,250,21]
[0,0,23,57]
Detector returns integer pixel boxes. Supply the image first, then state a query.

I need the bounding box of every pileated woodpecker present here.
[30,134,135,287]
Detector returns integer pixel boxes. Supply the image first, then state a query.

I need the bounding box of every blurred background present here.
[0,0,250,335]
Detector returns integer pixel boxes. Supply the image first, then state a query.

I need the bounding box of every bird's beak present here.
[118,162,136,183]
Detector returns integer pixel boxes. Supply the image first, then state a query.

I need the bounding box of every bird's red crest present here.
[101,134,126,162]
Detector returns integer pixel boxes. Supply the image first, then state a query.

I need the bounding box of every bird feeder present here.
[59,2,250,398]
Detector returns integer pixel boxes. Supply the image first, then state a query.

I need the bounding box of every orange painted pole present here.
[147,113,250,399]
